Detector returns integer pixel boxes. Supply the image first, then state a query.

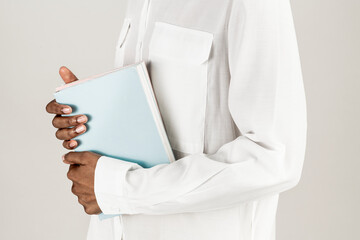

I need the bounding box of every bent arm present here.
[95,0,307,215]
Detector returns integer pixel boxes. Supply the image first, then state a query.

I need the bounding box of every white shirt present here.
[87,0,307,239]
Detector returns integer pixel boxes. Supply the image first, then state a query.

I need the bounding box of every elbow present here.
[279,161,304,192]
[277,140,306,192]
[285,172,302,190]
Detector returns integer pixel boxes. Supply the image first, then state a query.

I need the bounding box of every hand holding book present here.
[46,67,103,215]
[46,62,175,220]
[46,66,88,150]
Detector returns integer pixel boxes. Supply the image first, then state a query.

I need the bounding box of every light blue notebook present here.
[54,62,175,220]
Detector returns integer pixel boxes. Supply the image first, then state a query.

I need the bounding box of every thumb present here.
[62,152,86,165]
[59,66,78,84]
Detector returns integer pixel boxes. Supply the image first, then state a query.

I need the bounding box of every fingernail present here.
[62,107,71,114]
[62,154,66,161]
[77,115,87,123]
[69,141,77,148]
[75,125,85,133]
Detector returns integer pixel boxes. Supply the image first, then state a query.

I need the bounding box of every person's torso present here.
[88,1,280,239]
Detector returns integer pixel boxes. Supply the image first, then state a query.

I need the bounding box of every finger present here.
[71,183,83,195]
[59,66,78,84]
[78,196,86,206]
[55,124,86,140]
[52,114,88,128]
[46,99,72,115]
[63,151,88,165]
[83,205,98,215]
[63,140,78,150]
[67,165,79,181]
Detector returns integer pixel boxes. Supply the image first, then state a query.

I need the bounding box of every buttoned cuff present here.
[94,156,140,215]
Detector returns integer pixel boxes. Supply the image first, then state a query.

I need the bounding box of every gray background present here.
[0,0,359,239]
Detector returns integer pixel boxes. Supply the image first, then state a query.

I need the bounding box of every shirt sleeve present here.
[94,0,307,215]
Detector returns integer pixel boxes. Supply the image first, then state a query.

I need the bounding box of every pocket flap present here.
[116,18,131,48]
[149,22,213,64]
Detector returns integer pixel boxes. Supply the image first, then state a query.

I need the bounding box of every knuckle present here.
[82,151,90,158]
[78,152,86,159]
[71,184,77,195]
[52,116,59,127]
[61,128,74,140]
[82,152,90,163]
[84,207,92,215]
[78,197,85,205]
[84,195,93,203]
[45,100,53,113]
[67,169,73,180]
[70,128,78,138]
[55,129,62,139]
[68,117,75,126]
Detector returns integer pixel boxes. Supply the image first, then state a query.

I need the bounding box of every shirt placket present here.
[135,0,152,62]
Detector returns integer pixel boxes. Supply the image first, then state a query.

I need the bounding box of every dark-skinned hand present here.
[46,67,102,215]
[63,151,102,215]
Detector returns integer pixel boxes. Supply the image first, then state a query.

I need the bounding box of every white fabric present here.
[87,0,307,239]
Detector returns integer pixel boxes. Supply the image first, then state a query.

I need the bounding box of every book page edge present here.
[137,63,176,163]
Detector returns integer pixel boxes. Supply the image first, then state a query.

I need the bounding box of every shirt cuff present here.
[94,155,140,215]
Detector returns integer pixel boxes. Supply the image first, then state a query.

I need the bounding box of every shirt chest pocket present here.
[148,22,213,155]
